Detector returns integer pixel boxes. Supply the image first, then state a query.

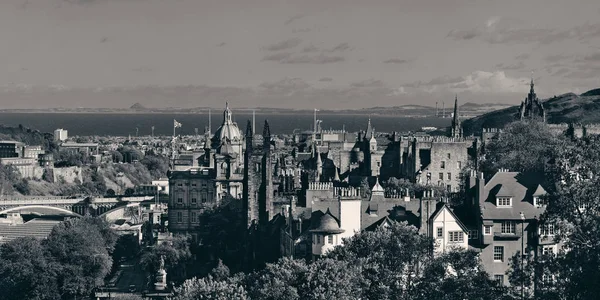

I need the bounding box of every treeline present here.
[0,217,119,300]
[171,223,510,300]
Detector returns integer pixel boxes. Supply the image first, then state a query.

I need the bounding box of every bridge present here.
[0,196,155,218]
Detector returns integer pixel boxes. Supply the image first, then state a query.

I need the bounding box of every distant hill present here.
[462,89,600,135]
[129,103,147,110]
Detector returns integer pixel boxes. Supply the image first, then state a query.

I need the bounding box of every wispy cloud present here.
[284,14,306,26]
[448,17,600,44]
[383,58,408,64]
[350,79,386,88]
[495,61,526,70]
[319,77,333,82]
[405,71,532,94]
[263,38,302,51]
[262,52,344,64]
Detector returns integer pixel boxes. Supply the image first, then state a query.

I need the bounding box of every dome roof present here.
[310,210,345,234]
[212,103,242,143]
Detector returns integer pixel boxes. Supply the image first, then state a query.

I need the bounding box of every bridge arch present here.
[0,205,83,217]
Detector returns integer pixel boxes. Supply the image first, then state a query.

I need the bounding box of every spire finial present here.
[226,101,229,109]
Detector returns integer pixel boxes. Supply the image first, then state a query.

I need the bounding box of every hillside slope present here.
[462,90,600,135]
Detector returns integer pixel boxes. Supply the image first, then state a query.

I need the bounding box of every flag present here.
[174,120,182,128]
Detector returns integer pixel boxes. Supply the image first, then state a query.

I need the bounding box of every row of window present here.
[437,172,453,181]
[174,211,203,224]
[435,228,466,242]
[176,182,209,187]
[496,196,548,208]
[482,223,555,236]
[313,234,334,244]
[493,244,557,263]
[439,160,462,169]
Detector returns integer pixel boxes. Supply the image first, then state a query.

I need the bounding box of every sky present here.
[0,0,599,109]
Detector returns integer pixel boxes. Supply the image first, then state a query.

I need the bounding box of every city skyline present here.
[0,0,599,109]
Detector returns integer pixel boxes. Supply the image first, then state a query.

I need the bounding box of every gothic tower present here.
[519,78,546,122]
[451,95,463,138]
[243,120,257,227]
[259,120,274,225]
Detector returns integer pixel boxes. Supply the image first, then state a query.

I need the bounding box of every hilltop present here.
[462,89,600,135]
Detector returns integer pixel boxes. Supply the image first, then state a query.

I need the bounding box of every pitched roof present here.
[480,172,546,220]
[429,202,468,232]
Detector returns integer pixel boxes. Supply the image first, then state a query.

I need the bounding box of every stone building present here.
[461,170,560,286]
[167,168,217,238]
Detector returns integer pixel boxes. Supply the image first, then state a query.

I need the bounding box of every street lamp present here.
[520,211,525,300]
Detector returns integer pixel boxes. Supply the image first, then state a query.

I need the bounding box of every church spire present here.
[263,120,271,151]
[451,95,462,138]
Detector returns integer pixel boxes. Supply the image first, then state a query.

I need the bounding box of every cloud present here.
[448,17,600,44]
[383,58,408,64]
[259,77,310,94]
[495,61,526,70]
[263,38,302,51]
[329,43,352,52]
[284,14,306,26]
[293,28,312,33]
[583,52,600,62]
[262,53,344,64]
[217,42,226,47]
[302,44,319,52]
[319,77,333,82]
[405,71,532,94]
[350,79,386,88]
[515,54,530,60]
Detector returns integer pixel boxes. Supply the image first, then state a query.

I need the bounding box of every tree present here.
[44,217,116,299]
[246,258,310,300]
[172,275,248,300]
[0,237,60,300]
[106,188,116,197]
[415,250,510,300]
[301,258,364,300]
[140,234,192,285]
[480,120,568,176]
[327,222,432,300]
[124,188,135,196]
[536,134,600,299]
[110,150,123,163]
[141,155,170,179]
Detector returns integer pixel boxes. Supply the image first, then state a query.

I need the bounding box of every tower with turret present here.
[450,95,463,138]
[518,78,546,122]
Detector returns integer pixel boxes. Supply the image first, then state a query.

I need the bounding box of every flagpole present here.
[173,120,176,137]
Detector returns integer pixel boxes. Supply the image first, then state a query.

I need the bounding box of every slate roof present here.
[480,172,546,220]
[0,219,61,244]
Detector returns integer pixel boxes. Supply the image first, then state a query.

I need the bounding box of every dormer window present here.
[497,197,512,207]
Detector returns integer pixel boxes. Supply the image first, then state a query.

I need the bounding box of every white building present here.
[54,129,68,142]
[429,203,469,255]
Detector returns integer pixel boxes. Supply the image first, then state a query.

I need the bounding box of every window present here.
[501,221,516,234]
[484,225,492,235]
[437,227,443,238]
[533,196,546,207]
[447,153,451,159]
[497,197,512,207]
[191,183,197,187]
[448,231,464,243]
[201,193,207,203]
[457,161,462,169]
[191,212,197,223]
[447,173,452,180]
[317,235,321,244]
[328,235,333,244]
[377,161,381,167]
[494,274,504,284]
[191,196,197,204]
[177,197,183,204]
[493,246,504,262]
[312,235,316,244]
[439,173,444,180]
[177,183,183,187]
[177,212,183,223]
[202,182,207,187]
[542,245,556,256]
[540,224,555,236]
[468,230,478,239]
[441,161,446,169]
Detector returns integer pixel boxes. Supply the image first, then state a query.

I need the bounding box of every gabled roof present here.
[429,202,468,233]
[533,184,547,196]
[480,172,546,220]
